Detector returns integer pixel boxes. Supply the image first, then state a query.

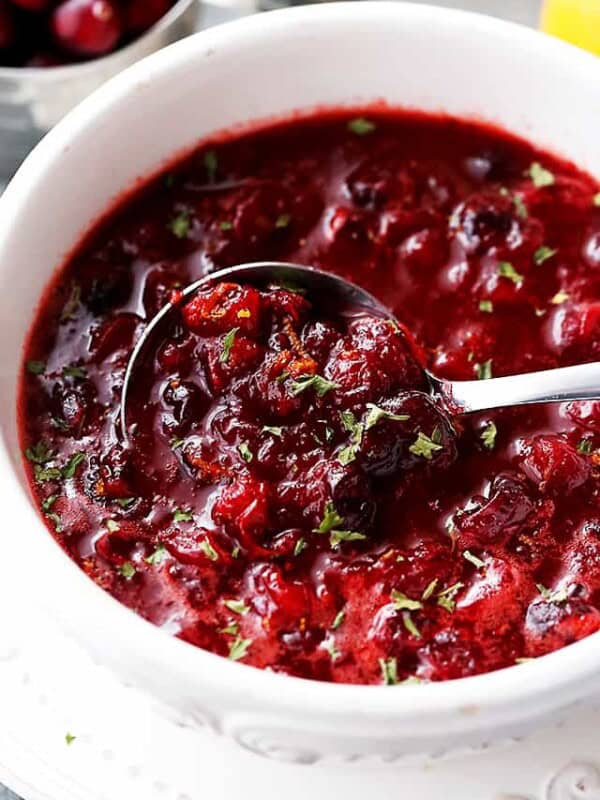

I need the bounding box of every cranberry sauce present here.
[20,111,600,684]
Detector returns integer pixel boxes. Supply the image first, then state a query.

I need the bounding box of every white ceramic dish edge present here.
[1,2,600,764]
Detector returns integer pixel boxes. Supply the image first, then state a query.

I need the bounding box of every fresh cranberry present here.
[518,434,591,496]
[52,0,122,56]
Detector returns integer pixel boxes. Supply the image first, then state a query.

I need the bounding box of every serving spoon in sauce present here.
[120,261,600,441]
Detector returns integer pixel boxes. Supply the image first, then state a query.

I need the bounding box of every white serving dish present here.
[1,1,600,766]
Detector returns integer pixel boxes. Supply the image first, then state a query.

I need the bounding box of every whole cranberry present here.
[0,0,15,50]
[52,0,122,56]
[125,0,172,33]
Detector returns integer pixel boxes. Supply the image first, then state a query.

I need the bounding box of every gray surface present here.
[0,1,539,798]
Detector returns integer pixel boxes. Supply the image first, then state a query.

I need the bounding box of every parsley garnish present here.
[474,359,493,381]
[238,442,253,463]
[119,562,136,580]
[275,213,291,229]
[315,501,344,534]
[26,360,45,375]
[263,425,283,438]
[65,733,76,746]
[497,261,523,286]
[169,210,191,239]
[224,599,250,616]
[219,220,233,231]
[294,537,307,556]
[338,409,363,465]
[329,530,366,547]
[173,508,193,523]
[116,497,136,509]
[199,538,219,561]
[577,438,593,455]
[25,441,54,464]
[402,611,421,639]
[478,300,493,313]
[332,610,345,630]
[534,246,557,265]
[391,589,423,611]
[228,636,252,661]
[409,431,443,460]
[463,550,485,569]
[421,579,439,600]
[347,117,376,136]
[220,622,239,636]
[323,638,341,661]
[34,465,62,483]
[146,544,168,566]
[537,583,570,604]
[170,437,185,450]
[364,403,409,430]
[528,162,555,188]
[42,494,58,512]
[105,519,120,533]
[63,452,85,479]
[63,365,87,379]
[289,374,338,397]
[512,193,528,219]
[437,582,464,612]
[481,421,497,449]
[379,656,398,685]
[551,290,569,305]
[220,327,239,364]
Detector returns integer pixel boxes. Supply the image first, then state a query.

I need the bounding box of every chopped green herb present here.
[481,421,497,450]
[173,508,193,523]
[294,537,307,556]
[537,583,570,604]
[402,611,421,639]
[437,582,464,612]
[409,431,443,460]
[220,622,239,636]
[63,365,87,379]
[199,538,219,562]
[421,579,439,601]
[512,193,528,219]
[170,437,185,450]
[474,359,493,381]
[332,610,345,630]
[263,425,283,438]
[145,544,168,566]
[347,117,376,136]
[42,494,58,512]
[323,638,340,661]
[220,327,239,364]
[46,512,63,532]
[224,599,250,616]
[391,589,423,611]
[204,149,218,182]
[63,452,85,479]
[169,210,191,239]
[275,213,291,229]
[61,285,81,322]
[528,162,555,188]
[463,550,485,569]
[219,220,233,231]
[34,465,62,483]
[116,497,136,509]
[478,300,493,313]
[329,530,367,547]
[238,441,253,463]
[65,733,76,746]
[231,545,241,559]
[25,441,54,465]
[118,562,136,580]
[228,636,252,662]
[379,656,398,685]
[497,261,523,286]
[289,373,338,397]
[315,501,344,534]
[26,360,45,375]
[534,246,557,265]
[577,438,593,455]
[551,290,569,305]
[105,519,120,533]
[364,403,409,431]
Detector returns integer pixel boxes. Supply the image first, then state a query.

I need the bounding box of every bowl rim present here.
[3,0,600,730]
[0,0,196,80]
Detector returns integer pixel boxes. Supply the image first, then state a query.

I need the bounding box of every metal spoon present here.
[120,261,600,440]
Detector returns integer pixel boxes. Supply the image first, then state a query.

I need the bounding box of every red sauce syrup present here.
[19,111,600,684]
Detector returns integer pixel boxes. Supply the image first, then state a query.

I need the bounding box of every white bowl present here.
[1,1,600,765]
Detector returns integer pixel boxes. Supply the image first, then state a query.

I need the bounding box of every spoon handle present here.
[430,362,600,414]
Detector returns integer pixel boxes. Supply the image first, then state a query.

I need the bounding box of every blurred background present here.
[0,0,596,797]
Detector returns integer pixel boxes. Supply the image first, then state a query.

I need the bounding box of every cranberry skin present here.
[212,472,271,540]
[161,380,211,435]
[519,434,591,496]
[52,0,122,56]
[125,0,171,32]
[246,563,310,627]
[524,597,600,657]
[357,391,457,478]
[455,473,535,549]
[182,283,262,338]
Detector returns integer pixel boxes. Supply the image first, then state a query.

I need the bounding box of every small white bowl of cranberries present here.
[0,0,197,178]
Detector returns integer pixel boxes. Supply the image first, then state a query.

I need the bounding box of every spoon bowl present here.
[120,261,600,441]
